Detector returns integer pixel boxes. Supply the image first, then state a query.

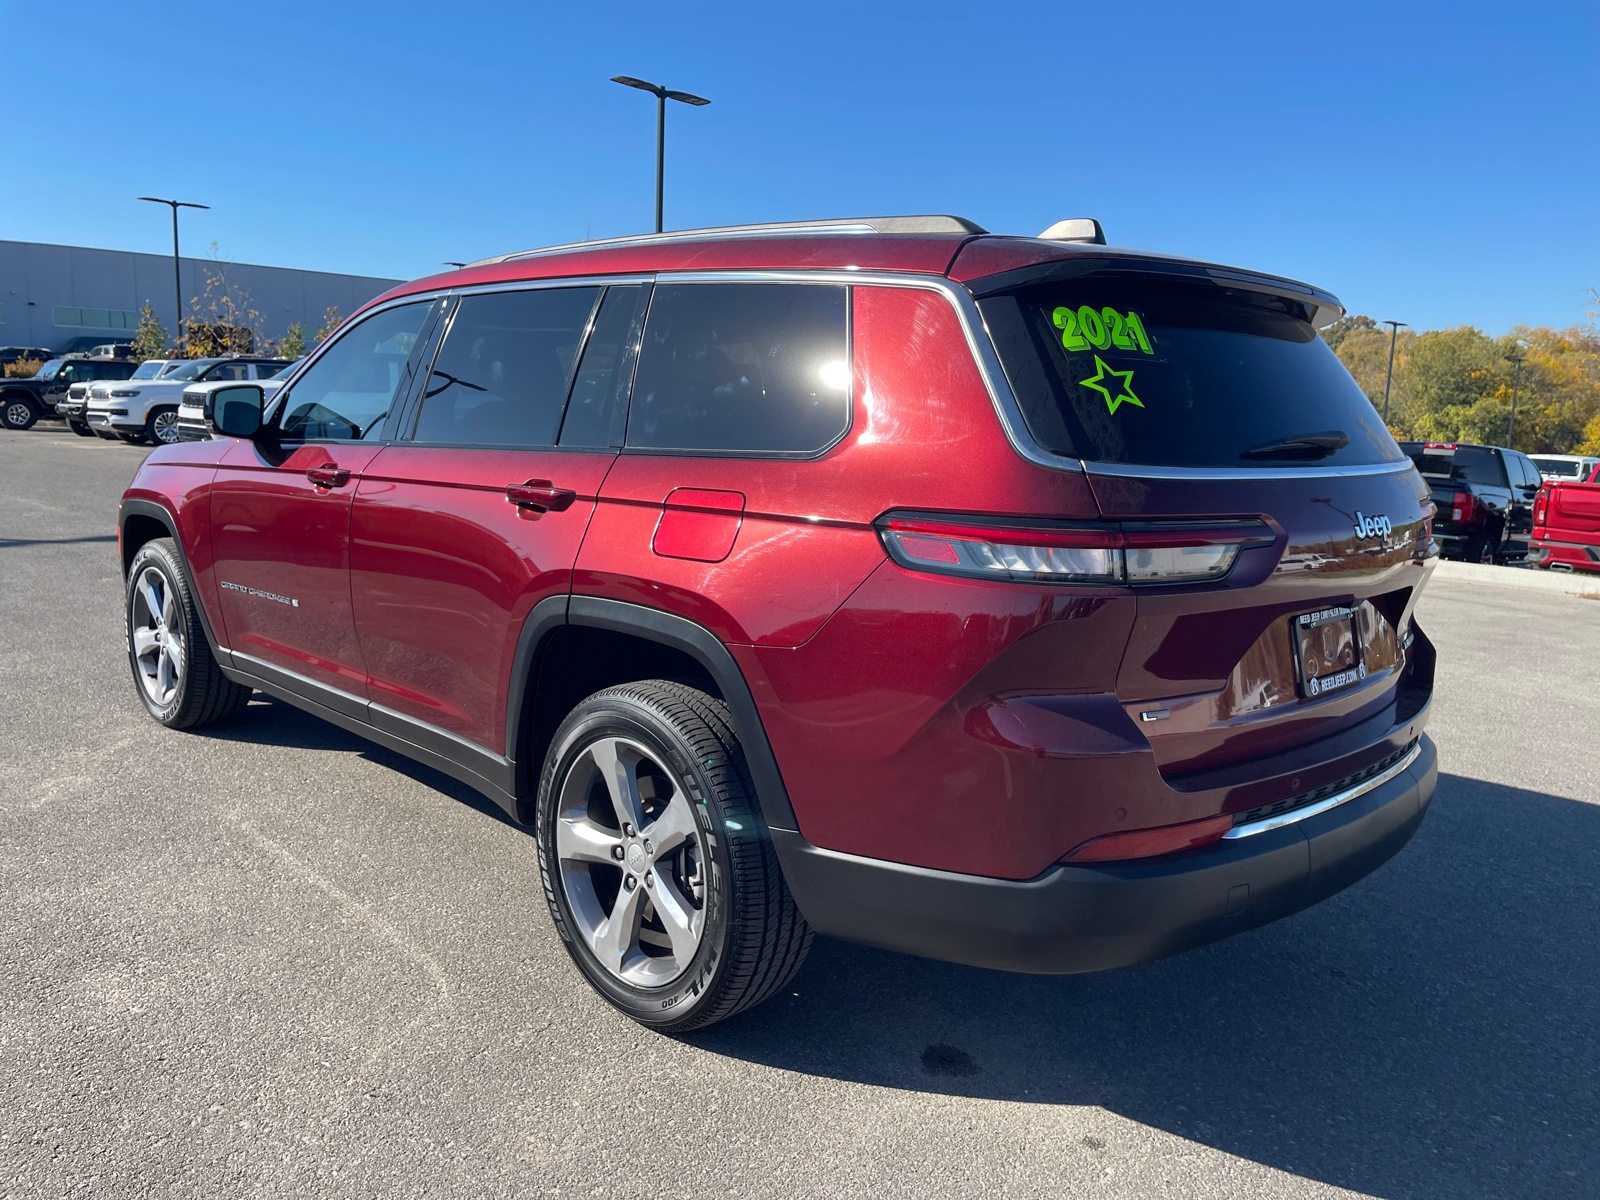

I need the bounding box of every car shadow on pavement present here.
[688,774,1600,1200]
[192,694,522,830]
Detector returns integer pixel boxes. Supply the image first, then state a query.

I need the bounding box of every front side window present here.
[204,362,253,381]
[626,283,850,454]
[412,288,599,446]
[981,278,1404,469]
[129,361,166,380]
[277,302,431,440]
[165,360,212,381]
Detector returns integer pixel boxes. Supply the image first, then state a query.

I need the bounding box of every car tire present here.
[2,395,39,430]
[125,538,252,729]
[1464,528,1497,564]
[536,680,812,1033]
[146,406,181,445]
[67,419,95,437]
[116,430,148,444]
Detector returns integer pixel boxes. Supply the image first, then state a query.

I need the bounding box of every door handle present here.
[307,465,351,489]
[505,480,577,513]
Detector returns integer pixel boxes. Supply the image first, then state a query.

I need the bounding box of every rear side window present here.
[414,287,599,446]
[980,279,1403,469]
[560,285,649,448]
[1403,444,1506,486]
[279,301,431,440]
[626,283,849,454]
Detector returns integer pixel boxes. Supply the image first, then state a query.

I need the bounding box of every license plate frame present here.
[1292,605,1366,699]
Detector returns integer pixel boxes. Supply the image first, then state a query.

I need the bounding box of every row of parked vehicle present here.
[0,351,294,444]
[1394,440,1600,574]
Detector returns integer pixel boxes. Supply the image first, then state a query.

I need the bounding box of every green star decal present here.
[1078,355,1145,415]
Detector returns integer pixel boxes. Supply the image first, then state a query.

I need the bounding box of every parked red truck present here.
[1530,463,1600,574]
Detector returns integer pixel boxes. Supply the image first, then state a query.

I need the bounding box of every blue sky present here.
[4,0,1595,333]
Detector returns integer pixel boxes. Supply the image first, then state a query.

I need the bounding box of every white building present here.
[0,240,402,354]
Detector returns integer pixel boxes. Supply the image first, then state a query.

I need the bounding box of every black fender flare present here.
[119,498,230,665]
[506,595,799,833]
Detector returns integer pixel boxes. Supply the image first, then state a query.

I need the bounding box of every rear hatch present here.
[974,266,1433,781]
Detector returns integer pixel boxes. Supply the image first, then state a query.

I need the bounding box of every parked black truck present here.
[1399,441,1542,563]
[0,358,138,430]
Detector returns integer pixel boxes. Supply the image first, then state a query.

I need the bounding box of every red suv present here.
[119,215,1439,1031]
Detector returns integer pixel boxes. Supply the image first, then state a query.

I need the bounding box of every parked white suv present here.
[63,359,186,436]
[176,362,295,441]
[1528,454,1600,485]
[86,357,288,444]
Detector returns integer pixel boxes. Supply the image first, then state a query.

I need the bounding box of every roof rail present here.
[469,215,988,267]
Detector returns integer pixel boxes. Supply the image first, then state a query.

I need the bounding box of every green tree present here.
[128,301,168,362]
[277,322,307,359]
[1319,313,1378,353]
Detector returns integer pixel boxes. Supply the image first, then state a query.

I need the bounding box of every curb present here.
[1431,559,1600,598]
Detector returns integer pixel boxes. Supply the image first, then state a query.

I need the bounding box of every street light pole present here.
[137,196,209,354]
[1381,320,1408,426]
[610,76,710,233]
[1506,352,1525,447]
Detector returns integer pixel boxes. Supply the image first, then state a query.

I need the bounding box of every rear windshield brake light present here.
[878,513,1273,586]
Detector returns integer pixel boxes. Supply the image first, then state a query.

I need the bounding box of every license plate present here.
[1293,605,1365,698]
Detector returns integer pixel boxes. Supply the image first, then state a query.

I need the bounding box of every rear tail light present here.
[1534,489,1548,525]
[1063,814,1233,863]
[877,514,1272,586]
[1450,490,1479,524]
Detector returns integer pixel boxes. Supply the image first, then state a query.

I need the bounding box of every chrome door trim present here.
[353,268,1419,483]
[1222,742,1423,840]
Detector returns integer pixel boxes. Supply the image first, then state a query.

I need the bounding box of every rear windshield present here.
[129,360,168,379]
[979,279,1402,469]
[1530,458,1586,479]
[1402,444,1506,487]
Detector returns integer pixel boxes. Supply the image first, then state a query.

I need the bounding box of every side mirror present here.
[208,384,264,439]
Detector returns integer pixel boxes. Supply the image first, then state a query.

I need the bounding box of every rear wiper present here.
[1240,430,1349,460]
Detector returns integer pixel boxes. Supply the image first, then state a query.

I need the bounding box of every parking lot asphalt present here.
[2,425,1597,1200]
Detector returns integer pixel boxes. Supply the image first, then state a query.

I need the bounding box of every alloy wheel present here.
[4,400,33,429]
[130,566,186,707]
[555,736,706,987]
[151,410,181,444]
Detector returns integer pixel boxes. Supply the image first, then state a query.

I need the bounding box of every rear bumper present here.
[774,734,1436,974]
[1528,538,1600,571]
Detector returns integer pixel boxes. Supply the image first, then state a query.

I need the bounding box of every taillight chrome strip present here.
[1222,742,1422,840]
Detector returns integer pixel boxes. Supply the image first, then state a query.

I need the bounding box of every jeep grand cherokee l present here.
[117,215,1439,1031]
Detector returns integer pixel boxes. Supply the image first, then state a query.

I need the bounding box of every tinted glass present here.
[1402,444,1507,486]
[413,288,599,446]
[203,362,253,381]
[627,284,849,453]
[166,361,213,381]
[559,285,649,447]
[35,361,64,380]
[980,280,1403,468]
[1513,454,1541,488]
[278,302,430,440]
[1531,458,1584,479]
[129,361,167,380]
